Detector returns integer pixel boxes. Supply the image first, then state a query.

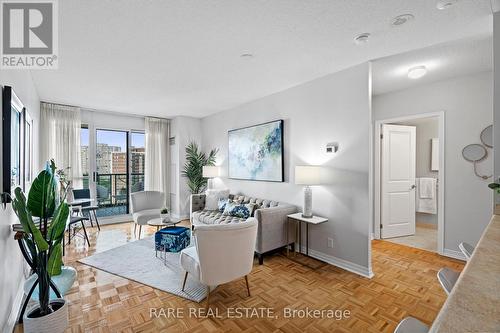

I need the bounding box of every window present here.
[130,132,145,193]
[81,125,89,188]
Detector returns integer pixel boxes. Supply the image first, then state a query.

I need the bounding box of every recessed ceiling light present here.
[391,14,415,27]
[436,0,458,10]
[354,33,370,45]
[408,66,427,79]
[240,53,254,58]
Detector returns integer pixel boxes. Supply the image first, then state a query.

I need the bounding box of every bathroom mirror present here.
[462,144,487,162]
[480,125,493,148]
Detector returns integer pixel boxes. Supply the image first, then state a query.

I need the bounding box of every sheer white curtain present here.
[145,117,171,208]
[40,102,83,188]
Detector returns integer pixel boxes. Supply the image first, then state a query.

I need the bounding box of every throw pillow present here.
[245,203,257,217]
[205,189,230,211]
[230,204,251,219]
[223,200,238,216]
[218,198,229,213]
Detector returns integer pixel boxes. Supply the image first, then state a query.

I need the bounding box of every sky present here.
[81,129,144,151]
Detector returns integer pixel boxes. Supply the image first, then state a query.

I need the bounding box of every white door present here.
[381,124,416,238]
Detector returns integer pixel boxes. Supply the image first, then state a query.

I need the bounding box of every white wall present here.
[373,72,493,254]
[80,109,145,131]
[170,116,202,218]
[494,12,500,206]
[200,63,372,276]
[0,71,41,332]
[395,117,439,225]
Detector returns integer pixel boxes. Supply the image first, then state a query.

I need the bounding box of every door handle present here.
[410,184,416,190]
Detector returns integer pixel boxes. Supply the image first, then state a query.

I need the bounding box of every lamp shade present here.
[295,166,321,185]
[203,165,220,178]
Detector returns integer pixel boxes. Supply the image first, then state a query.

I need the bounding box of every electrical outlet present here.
[327,237,334,248]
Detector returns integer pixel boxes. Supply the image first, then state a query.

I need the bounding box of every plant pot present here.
[161,213,170,223]
[23,298,68,333]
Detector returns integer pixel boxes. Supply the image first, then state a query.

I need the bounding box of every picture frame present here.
[228,119,284,182]
[2,86,26,202]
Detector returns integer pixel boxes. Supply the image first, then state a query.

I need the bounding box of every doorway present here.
[374,112,444,254]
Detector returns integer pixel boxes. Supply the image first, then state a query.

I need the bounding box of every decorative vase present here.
[161,213,170,223]
[23,298,68,333]
[302,186,313,218]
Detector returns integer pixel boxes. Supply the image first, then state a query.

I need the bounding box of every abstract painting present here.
[228,120,284,182]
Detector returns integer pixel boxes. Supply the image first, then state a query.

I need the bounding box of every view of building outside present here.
[79,128,145,216]
[81,127,89,189]
[130,132,145,193]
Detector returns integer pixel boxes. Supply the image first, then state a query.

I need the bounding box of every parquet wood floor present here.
[14,221,464,333]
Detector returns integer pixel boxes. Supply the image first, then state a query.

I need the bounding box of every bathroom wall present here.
[373,72,493,256]
[395,117,439,225]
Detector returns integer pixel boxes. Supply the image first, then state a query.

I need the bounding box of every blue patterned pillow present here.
[230,204,251,219]
[218,198,229,213]
[223,200,238,216]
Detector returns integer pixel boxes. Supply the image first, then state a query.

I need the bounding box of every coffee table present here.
[147,217,181,231]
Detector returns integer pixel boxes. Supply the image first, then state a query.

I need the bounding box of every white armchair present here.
[130,191,165,238]
[180,218,258,310]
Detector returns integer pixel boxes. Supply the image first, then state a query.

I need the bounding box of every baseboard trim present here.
[5,279,25,332]
[442,248,466,261]
[300,245,374,278]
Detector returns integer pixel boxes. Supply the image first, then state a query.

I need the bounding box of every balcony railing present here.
[82,173,144,217]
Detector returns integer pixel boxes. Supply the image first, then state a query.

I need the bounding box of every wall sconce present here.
[326,142,339,154]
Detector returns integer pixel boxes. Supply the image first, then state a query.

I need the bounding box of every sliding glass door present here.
[80,126,145,218]
[95,129,129,216]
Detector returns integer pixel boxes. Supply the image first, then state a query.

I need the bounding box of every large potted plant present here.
[12,160,70,333]
[181,142,218,194]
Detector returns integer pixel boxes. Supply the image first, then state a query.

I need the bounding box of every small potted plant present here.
[489,182,500,210]
[160,207,170,223]
[11,160,70,333]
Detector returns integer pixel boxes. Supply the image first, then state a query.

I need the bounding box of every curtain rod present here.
[40,100,171,120]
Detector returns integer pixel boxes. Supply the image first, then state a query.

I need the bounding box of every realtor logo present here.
[1,0,58,69]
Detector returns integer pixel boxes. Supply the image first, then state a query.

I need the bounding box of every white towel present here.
[416,178,437,214]
[419,178,435,199]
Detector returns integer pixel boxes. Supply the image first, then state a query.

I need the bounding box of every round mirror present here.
[462,144,487,162]
[480,125,493,148]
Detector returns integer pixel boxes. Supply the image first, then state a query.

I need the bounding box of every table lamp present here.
[203,166,220,190]
[295,165,321,218]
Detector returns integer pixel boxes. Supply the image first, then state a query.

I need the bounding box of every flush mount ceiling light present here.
[391,14,415,27]
[354,33,371,45]
[436,0,458,10]
[240,53,254,58]
[407,65,427,79]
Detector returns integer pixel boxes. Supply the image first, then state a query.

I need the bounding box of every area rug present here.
[78,237,207,302]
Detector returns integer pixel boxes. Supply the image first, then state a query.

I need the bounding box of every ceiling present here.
[373,36,493,95]
[30,0,494,118]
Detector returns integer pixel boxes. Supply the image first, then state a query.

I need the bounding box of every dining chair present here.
[63,216,91,256]
[72,188,101,230]
[459,242,474,260]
